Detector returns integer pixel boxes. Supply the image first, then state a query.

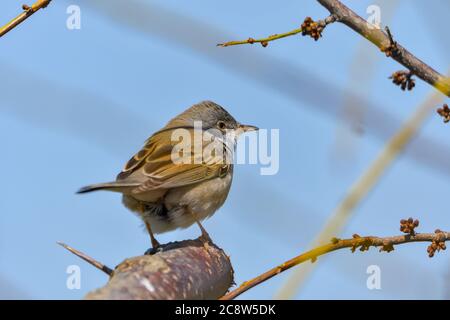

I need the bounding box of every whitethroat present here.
[77,101,258,251]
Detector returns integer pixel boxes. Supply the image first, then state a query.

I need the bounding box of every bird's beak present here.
[239,124,259,132]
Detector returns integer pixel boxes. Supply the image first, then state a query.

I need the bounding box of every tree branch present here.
[59,238,234,300]
[0,0,52,38]
[60,219,447,300]
[218,0,450,97]
[316,0,449,97]
[220,218,448,300]
[275,85,448,299]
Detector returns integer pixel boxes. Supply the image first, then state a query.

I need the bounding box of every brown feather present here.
[117,127,232,194]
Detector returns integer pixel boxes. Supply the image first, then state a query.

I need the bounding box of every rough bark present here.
[84,239,234,300]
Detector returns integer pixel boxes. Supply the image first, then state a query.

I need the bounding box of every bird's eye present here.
[217,121,226,129]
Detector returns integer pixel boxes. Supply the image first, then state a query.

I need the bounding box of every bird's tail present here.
[76,181,139,194]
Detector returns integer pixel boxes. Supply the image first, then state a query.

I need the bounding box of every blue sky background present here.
[0,0,449,299]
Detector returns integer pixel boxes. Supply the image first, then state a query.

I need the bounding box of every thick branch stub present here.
[84,239,234,300]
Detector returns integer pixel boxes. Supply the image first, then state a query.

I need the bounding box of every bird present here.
[77,100,258,250]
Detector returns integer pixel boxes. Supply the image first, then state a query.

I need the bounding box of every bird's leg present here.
[185,206,212,242]
[139,203,162,254]
[182,205,211,241]
[196,220,212,243]
[145,221,161,249]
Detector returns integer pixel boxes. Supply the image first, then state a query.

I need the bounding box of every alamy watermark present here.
[66,5,81,30]
[66,265,81,290]
[170,121,279,176]
[366,5,381,29]
[366,265,381,290]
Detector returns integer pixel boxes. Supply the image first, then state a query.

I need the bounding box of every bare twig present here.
[57,241,113,275]
[221,219,449,300]
[218,27,303,48]
[218,15,336,47]
[0,0,52,38]
[218,0,450,97]
[316,0,450,96]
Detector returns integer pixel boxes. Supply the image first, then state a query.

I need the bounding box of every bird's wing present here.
[116,129,172,181]
[117,128,232,193]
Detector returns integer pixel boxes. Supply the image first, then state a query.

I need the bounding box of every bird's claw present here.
[145,245,164,255]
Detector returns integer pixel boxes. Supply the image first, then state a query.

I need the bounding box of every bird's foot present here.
[196,221,212,244]
[144,221,163,254]
[145,245,164,255]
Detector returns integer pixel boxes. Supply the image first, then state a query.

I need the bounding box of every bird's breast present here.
[165,172,233,219]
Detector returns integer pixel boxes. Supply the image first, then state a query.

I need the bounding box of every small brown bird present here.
[77,101,258,250]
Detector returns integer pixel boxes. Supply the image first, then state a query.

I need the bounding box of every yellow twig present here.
[0,0,52,38]
[218,15,336,47]
[275,70,449,299]
[221,219,449,300]
[217,27,303,47]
